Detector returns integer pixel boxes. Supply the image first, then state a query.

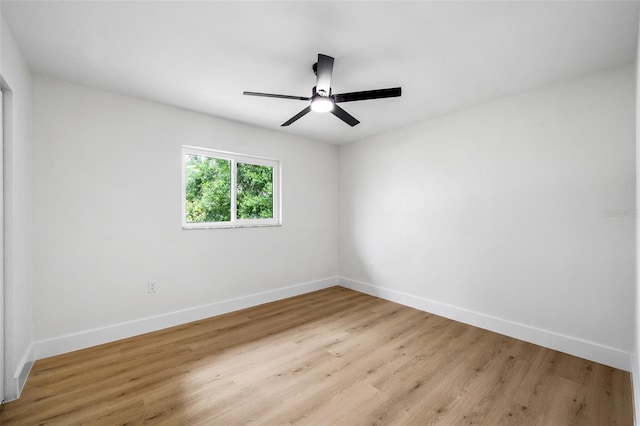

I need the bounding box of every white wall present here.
[633,11,640,421]
[1,15,34,400]
[32,76,338,355]
[339,64,636,370]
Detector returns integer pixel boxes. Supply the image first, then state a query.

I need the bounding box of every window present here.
[182,146,280,229]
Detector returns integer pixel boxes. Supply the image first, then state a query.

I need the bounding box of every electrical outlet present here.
[148,281,157,293]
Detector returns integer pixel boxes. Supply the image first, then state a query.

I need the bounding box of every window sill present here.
[182,223,282,230]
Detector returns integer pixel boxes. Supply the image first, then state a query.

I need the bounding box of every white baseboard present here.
[33,277,339,360]
[339,277,631,371]
[2,343,34,402]
[631,352,639,425]
[27,275,631,384]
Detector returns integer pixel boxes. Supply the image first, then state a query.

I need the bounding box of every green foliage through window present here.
[185,155,231,223]
[184,150,277,226]
[237,163,273,219]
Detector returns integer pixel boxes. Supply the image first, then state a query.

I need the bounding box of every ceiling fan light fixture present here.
[310,96,334,113]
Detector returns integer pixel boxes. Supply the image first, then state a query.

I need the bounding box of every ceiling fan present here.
[243,54,402,127]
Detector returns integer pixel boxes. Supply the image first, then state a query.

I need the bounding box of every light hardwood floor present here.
[0,286,633,425]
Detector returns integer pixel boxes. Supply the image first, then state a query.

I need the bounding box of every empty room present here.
[0,0,639,424]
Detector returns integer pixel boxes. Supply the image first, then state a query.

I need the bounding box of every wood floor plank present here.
[0,286,632,425]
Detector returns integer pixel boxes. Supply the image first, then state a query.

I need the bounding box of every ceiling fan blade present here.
[244,91,310,101]
[331,105,360,127]
[334,87,402,103]
[281,106,312,126]
[315,54,334,95]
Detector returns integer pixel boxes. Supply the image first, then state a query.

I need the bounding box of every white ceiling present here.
[2,1,639,144]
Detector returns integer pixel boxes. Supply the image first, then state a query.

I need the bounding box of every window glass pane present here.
[236,163,273,219]
[184,154,231,222]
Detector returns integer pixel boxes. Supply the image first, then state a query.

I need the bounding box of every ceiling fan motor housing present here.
[312,86,331,98]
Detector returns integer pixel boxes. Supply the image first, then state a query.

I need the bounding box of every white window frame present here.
[182,146,281,229]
